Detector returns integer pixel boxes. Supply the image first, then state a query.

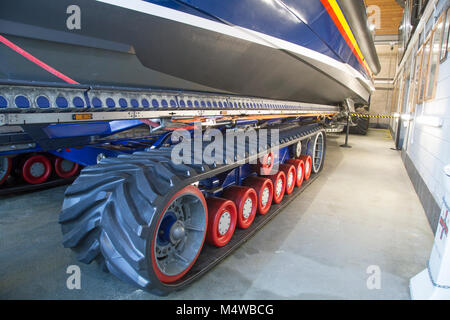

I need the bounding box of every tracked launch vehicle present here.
[0,0,379,294]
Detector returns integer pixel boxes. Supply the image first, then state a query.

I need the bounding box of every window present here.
[396,72,405,112]
[414,47,423,105]
[408,53,417,112]
[419,0,429,14]
[441,8,450,62]
[399,73,408,113]
[391,78,400,115]
[418,30,424,48]
[425,16,444,101]
[414,48,423,107]
[425,14,434,37]
[418,38,431,103]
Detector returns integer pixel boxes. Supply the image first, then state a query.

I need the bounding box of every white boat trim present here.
[97,0,374,93]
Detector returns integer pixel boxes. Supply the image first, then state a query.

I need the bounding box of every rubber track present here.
[60,123,323,295]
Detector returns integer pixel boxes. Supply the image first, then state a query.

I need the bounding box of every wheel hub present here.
[296,142,302,157]
[170,221,186,243]
[261,187,270,207]
[157,213,177,246]
[276,179,283,196]
[287,172,294,188]
[154,192,207,278]
[298,167,303,180]
[61,160,75,172]
[218,211,231,235]
[242,197,253,219]
[30,162,45,177]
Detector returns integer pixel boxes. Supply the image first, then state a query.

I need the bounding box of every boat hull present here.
[0,0,374,105]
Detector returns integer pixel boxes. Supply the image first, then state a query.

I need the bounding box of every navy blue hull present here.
[0,0,375,105]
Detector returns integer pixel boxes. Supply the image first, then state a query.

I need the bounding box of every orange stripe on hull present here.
[320,0,370,75]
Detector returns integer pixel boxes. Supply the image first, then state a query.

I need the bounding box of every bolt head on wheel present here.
[279,163,296,195]
[243,176,273,215]
[206,197,237,247]
[269,171,286,204]
[222,186,258,229]
[152,185,208,284]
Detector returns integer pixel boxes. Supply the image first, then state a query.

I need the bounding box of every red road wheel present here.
[243,176,273,215]
[22,155,52,184]
[299,155,312,181]
[54,157,80,179]
[285,159,305,188]
[206,197,237,247]
[222,186,258,229]
[0,157,12,186]
[279,163,296,195]
[257,152,274,175]
[269,171,286,204]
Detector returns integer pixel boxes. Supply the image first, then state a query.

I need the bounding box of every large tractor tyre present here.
[349,108,370,135]
[59,153,209,295]
[349,116,369,135]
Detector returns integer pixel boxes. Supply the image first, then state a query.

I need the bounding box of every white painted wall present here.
[405,57,450,206]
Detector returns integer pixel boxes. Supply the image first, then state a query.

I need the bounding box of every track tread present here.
[60,144,200,293]
[60,124,325,294]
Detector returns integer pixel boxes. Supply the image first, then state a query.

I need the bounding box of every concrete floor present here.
[0,129,434,299]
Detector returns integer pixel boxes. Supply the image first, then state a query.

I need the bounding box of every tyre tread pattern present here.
[59,123,324,293]
[60,154,198,293]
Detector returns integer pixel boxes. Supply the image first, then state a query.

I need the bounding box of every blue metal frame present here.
[200,144,296,198]
[42,120,145,139]
[1,116,317,186]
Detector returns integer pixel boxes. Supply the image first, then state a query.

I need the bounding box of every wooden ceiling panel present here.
[365,0,404,35]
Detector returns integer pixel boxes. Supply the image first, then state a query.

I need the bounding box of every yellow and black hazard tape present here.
[350,113,394,119]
